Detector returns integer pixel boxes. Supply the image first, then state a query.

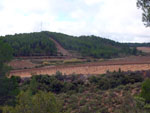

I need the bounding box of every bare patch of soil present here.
[8,59,39,70]
[10,64,150,77]
[50,38,72,57]
[137,47,150,53]
[9,56,150,78]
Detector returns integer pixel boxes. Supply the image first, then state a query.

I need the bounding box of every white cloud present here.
[0,0,150,42]
[83,0,102,5]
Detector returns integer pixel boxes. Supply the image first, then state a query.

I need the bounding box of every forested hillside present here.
[126,43,150,47]
[45,31,138,58]
[0,32,57,56]
[0,31,139,58]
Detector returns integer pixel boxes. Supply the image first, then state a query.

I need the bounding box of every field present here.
[137,47,150,53]
[9,56,150,77]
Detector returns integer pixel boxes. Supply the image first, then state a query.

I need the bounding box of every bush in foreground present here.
[2,91,62,113]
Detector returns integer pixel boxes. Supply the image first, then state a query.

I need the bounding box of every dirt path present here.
[50,38,72,57]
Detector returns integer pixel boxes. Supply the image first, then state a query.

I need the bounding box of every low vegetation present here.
[1,68,150,113]
[2,91,61,113]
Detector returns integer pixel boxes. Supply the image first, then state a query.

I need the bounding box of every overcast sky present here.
[0,0,150,42]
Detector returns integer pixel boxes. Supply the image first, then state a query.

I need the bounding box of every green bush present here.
[141,79,150,103]
[2,91,61,113]
[89,71,144,90]
[0,76,20,106]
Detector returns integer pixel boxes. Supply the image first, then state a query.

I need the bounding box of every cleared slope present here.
[50,38,72,57]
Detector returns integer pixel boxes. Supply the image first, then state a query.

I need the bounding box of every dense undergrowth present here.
[1,70,150,113]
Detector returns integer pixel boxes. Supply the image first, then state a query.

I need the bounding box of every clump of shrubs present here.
[22,72,86,94]
[89,70,144,90]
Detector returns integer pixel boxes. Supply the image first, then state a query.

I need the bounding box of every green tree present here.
[140,79,150,103]
[2,91,62,113]
[0,76,20,106]
[132,47,137,55]
[137,0,150,27]
[29,76,38,94]
[0,39,13,77]
[0,39,15,106]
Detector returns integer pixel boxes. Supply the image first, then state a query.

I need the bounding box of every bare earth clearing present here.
[9,56,150,77]
[8,59,39,69]
[50,38,72,57]
[137,47,150,53]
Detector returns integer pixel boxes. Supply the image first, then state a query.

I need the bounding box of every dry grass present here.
[63,58,83,64]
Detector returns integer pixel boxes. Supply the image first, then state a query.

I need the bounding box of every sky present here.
[0,0,150,43]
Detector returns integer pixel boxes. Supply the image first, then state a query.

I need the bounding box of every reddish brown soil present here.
[8,59,39,69]
[50,38,72,57]
[137,47,150,53]
[9,56,150,78]
[14,56,71,59]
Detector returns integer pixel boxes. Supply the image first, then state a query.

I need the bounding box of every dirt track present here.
[50,38,72,57]
[9,56,150,77]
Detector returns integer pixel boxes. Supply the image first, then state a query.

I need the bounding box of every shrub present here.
[140,79,150,103]
[63,59,82,64]
[79,99,86,106]
[2,91,61,113]
[89,71,144,90]
[0,76,20,106]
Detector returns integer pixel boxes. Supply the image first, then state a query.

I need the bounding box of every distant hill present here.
[125,43,150,47]
[0,31,139,58]
[44,31,138,58]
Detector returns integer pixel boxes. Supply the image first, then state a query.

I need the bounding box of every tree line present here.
[125,43,150,47]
